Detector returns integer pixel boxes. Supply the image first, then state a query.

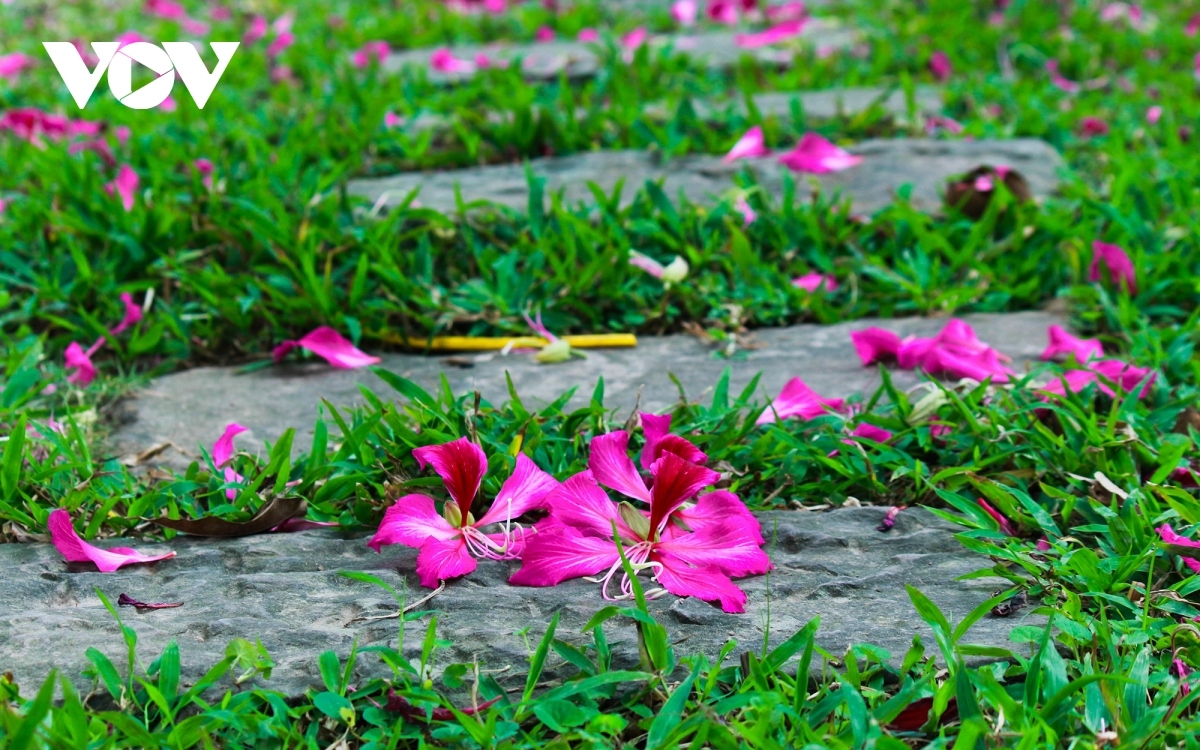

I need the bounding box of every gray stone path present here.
[349,138,1064,215]
[109,311,1064,470]
[383,23,856,82]
[0,508,1036,697]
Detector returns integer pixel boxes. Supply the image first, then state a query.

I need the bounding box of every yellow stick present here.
[377,332,638,351]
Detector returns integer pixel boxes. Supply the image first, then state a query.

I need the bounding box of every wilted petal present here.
[368,494,460,551]
[415,536,476,588]
[476,453,559,526]
[1039,369,1106,398]
[792,273,837,293]
[778,133,863,174]
[286,326,380,368]
[212,423,247,467]
[589,431,651,502]
[510,525,621,587]
[628,250,665,279]
[756,376,844,425]
[413,437,488,518]
[1089,241,1137,294]
[723,126,770,163]
[849,423,893,443]
[109,292,144,334]
[1042,325,1102,362]
[850,327,902,365]
[49,509,175,572]
[655,554,748,613]
[648,452,721,536]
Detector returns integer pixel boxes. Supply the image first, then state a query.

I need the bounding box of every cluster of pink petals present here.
[370,438,559,587]
[929,51,951,81]
[104,164,139,212]
[672,0,698,26]
[1157,525,1200,574]
[778,133,863,174]
[792,272,837,293]
[1039,357,1155,400]
[431,48,477,74]
[510,415,768,613]
[64,339,104,385]
[1089,240,1137,294]
[1041,325,1102,363]
[353,41,391,67]
[0,108,102,145]
[49,509,175,572]
[735,20,805,49]
[273,326,381,369]
[723,126,770,163]
[0,52,32,79]
[851,320,1013,383]
[1046,59,1080,94]
[757,376,843,424]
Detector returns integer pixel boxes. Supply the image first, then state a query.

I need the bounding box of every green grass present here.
[3,0,1200,746]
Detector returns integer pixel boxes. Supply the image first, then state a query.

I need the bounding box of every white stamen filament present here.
[461,497,526,561]
[584,541,667,601]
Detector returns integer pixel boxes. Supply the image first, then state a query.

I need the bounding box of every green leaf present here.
[8,669,56,750]
[647,665,698,750]
[522,611,560,712]
[313,691,355,726]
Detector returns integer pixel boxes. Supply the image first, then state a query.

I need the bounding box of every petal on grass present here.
[49,509,175,573]
[1042,325,1103,362]
[476,453,559,526]
[413,437,488,518]
[213,423,247,467]
[109,292,144,334]
[723,125,770,163]
[756,376,844,424]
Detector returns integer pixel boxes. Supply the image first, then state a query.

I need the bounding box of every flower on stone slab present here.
[757,376,844,424]
[49,509,175,572]
[273,326,381,369]
[1041,324,1102,363]
[850,327,902,365]
[369,438,559,588]
[430,48,476,74]
[723,126,770,163]
[778,133,863,174]
[895,319,1012,383]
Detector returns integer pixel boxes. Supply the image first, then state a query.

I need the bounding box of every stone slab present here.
[108,311,1064,471]
[0,507,1036,697]
[382,23,856,82]
[348,138,1064,215]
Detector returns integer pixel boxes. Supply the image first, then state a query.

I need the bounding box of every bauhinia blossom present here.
[213,423,248,499]
[1041,324,1102,363]
[273,326,381,369]
[757,376,844,424]
[735,20,806,48]
[1089,241,1137,294]
[369,438,559,587]
[1157,524,1200,574]
[64,339,104,385]
[49,509,175,572]
[852,320,1012,383]
[792,273,837,293]
[105,164,139,212]
[778,133,863,174]
[629,251,688,286]
[723,126,770,163]
[109,292,144,334]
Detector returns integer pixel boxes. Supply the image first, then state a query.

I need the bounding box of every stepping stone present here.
[382,23,856,82]
[396,85,943,135]
[348,138,1065,215]
[0,507,1037,697]
[108,311,1065,471]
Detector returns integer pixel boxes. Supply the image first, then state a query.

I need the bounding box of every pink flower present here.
[213,423,247,499]
[1173,658,1193,697]
[778,133,863,174]
[115,126,131,144]
[272,326,381,369]
[0,52,32,79]
[110,292,144,334]
[384,111,404,128]
[266,31,294,58]
[792,273,837,293]
[757,376,844,424]
[929,50,951,82]
[1188,14,1200,36]
[622,27,649,52]
[353,40,391,67]
[511,453,769,613]
[244,15,269,44]
[850,327,902,365]
[145,0,187,19]
[735,20,806,48]
[430,48,477,74]
[1147,106,1162,125]
[978,498,1016,536]
[535,26,555,42]
[638,412,708,471]
[577,28,600,42]
[369,439,559,587]
[889,320,1012,383]
[734,196,756,225]
[1157,525,1200,574]
[672,0,698,26]
[273,12,295,35]
[707,0,739,24]
[1046,59,1080,94]
[1040,358,1155,399]
[723,125,770,163]
[64,338,105,385]
[49,509,175,572]
[104,164,139,212]
[1089,241,1136,294]
[211,6,232,21]
[848,423,892,443]
[1079,117,1109,137]
[193,157,215,189]
[1041,325,1102,363]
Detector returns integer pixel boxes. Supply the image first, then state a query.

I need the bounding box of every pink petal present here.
[1146,106,1162,125]
[792,272,837,293]
[735,196,757,225]
[109,292,144,334]
[1088,241,1137,294]
[673,490,764,544]
[1039,369,1106,398]
[577,28,600,42]
[621,27,648,52]
[723,126,771,163]
[850,327,902,365]
[430,48,477,74]
[475,453,559,526]
[413,438,488,519]
[1046,59,1080,94]
[369,494,461,552]
[222,465,244,501]
[1157,524,1200,558]
[656,519,771,577]
[1090,359,1155,397]
[544,471,635,540]
[671,0,698,25]
[244,15,269,44]
[896,337,935,369]
[977,498,1016,536]
[0,52,32,79]
[639,413,707,470]
[929,50,952,81]
[735,20,806,48]
[353,40,391,68]
[1041,324,1103,362]
[756,376,844,425]
[212,423,247,467]
[48,509,175,573]
[648,452,721,536]
[145,0,187,19]
[778,132,863,174]
[535,26,555,42]
[922,346,1010,382]
[850,423,893,443]
[628,252,665,278]
[707,0,739,24]
[267,31,295,58]
[509,525,620,587]
[588,431,651,503]
[272,340,300,363]
[105,164,139,212]
[64,341,99,385]
[655,554,748,613]
[293,326,380,368]
[415,536,476,588]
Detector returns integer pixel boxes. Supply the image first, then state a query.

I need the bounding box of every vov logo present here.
[42,41,239,110]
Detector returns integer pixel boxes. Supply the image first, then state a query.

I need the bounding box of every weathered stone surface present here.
[349,138,1063,215]
[0,508,1035,697]
[382,23,855,82]
[108,311,1064,470]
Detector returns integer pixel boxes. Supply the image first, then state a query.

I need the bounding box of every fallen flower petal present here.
[274,326,381,369]
[1046,59,1080,93]
[707,0,739,24]
[778,132,863,174]
[735,20,806,49]
[734,195,757,225]
[577,28,600,42]
[639,412,707,470]
[1041,325,1102,363]
[929,50,951,81]
[244,15,269,44]
[792,273,837,293]
[1080,116,1110,137]
[622,27,649,52]
[672,0,698,25]
[1089,241,1137,294]
[1157,524,1200,573]
[49,509,175,572]
[64,338,104,385]
[266,31,295,58]
[877,505,905,532]
[109,292,144,334]
[850,327,903,365]
[1146,105,1162,124]
[849,423,892,443]
[353,40,391,68]
[723,125,770,163]
[117,593,184,612]
[0,52,32,79]
[977,498,1016,537]
[757,376,844,424]
[104,164,139,212]
[429,48,477,74]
